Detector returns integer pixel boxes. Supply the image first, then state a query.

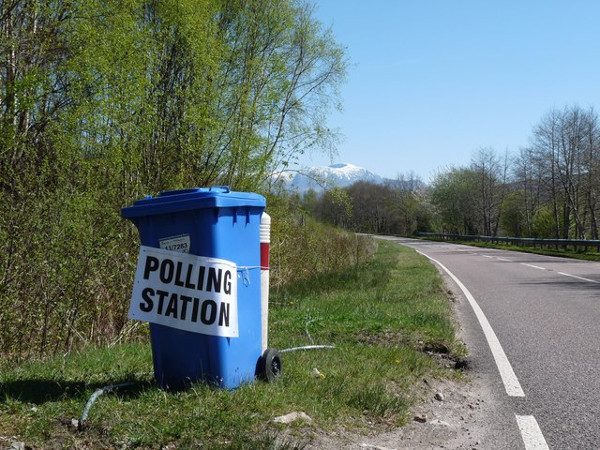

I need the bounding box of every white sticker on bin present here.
[159,234,190,253]
[128,246,238,337]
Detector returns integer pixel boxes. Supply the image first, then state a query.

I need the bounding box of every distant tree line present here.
[0,0,346,358]
[303,105,600,241]
[299,175,433,236]
[432,105,600,240]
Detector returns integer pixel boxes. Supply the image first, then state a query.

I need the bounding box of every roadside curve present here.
[414,249,526,398]
[414,247,549,450]
[385,236,600,450]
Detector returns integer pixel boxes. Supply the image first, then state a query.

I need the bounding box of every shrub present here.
[0,189,374,361]
[267,196,376,288]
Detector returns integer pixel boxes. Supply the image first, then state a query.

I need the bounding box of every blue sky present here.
[296,1,600,182]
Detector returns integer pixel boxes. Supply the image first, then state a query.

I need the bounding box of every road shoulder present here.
[304,268,509,450]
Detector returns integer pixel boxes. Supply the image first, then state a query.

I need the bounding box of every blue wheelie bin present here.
[122,186,274,390]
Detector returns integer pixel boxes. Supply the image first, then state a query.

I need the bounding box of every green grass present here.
[0,240,464,449]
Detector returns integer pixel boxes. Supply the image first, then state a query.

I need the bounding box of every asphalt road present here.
[380,237,600,450]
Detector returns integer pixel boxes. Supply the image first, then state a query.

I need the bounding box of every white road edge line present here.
[557,272,599,284]
[516,415,550,450]
[521,263,547,271]
[415,250,525,397]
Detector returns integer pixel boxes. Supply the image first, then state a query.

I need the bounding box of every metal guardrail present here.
[414,232,600,253]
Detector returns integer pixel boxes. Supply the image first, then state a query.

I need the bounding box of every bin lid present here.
[121,186,266,218]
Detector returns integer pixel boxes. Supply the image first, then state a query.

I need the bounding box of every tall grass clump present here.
[266,195,376,288]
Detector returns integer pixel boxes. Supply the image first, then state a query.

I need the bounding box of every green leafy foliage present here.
[307,180,428,236]
[266,194,375,288]
[0,0,346,359]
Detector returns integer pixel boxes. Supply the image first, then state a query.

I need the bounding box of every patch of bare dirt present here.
[303,372,495,450]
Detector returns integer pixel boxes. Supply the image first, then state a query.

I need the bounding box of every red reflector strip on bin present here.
[128,246,239,337]
[260,243,270,269]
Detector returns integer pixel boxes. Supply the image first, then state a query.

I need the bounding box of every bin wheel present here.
[260,348,282,382]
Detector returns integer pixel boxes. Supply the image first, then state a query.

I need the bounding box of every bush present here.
[0,189,375,361]
[0,187,140,360]
[533,205,559,239]
[267,196,376,288]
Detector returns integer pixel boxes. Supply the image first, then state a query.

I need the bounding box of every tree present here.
[580,107,600,239]
[345,181,390,233]
[527,105,600,239]
[470,147,508,236]
[500,192,526,237]
[512,146,541,237]
[0,0,347,358]
[309,180,424,235]
[430,167,480,235]
[314,187,352,228]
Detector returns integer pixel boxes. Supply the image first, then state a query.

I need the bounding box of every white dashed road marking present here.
[516,415,550,450]
[557,272,599,284]
[521,263,547,271]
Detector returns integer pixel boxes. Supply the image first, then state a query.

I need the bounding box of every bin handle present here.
[210,185,230,193]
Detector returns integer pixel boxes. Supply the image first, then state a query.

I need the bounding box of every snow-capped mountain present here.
[274,163,385,193]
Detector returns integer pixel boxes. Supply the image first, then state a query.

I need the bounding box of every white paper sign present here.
[128,246,238,337]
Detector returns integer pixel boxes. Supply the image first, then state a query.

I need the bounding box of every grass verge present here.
[0,240,465,449]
